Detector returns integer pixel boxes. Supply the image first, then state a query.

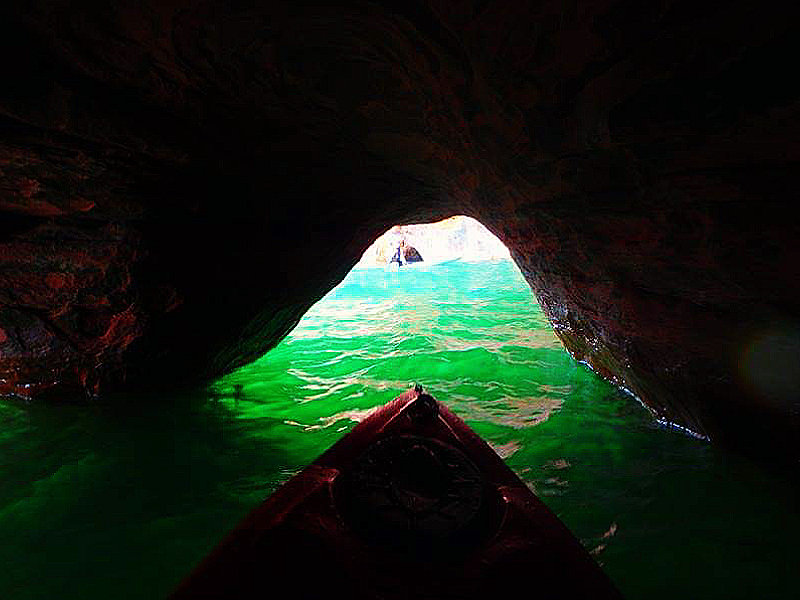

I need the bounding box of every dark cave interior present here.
[3,4,800,599]
[1,2,798,465]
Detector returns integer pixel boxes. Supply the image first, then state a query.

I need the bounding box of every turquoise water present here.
[1,259,798,598]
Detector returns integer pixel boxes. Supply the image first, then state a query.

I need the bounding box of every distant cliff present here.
[357,216,510,266]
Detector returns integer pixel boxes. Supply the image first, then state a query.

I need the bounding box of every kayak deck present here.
[172,386,622,598]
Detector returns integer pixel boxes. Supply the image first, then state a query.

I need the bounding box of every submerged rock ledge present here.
[1,2,798,459]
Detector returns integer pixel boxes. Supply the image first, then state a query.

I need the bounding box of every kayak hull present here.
[172,387,622,599]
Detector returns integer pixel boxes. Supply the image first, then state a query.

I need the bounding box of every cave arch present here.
[1,2,798,458]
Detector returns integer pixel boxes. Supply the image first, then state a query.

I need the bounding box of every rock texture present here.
[1,2,798,457]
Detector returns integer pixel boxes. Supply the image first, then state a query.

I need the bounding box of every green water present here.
[1,260,798,598]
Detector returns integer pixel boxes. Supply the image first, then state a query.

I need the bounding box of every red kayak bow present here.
[172,385,622,599]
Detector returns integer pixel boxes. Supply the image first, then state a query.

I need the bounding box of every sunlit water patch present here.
[1,259,798,599]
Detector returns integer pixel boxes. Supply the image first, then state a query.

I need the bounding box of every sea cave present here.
[1,3,799,598]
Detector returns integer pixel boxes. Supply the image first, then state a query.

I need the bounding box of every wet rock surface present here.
[1,2,798,457]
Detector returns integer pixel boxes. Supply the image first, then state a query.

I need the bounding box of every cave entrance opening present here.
[212,212,636,569]
[215,212,594,469]
[355,215,512,268]
[205,215,798,600]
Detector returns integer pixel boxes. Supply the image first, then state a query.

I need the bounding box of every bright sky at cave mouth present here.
[356,215,511,268]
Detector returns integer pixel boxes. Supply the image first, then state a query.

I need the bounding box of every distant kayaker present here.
[391,241,404,265]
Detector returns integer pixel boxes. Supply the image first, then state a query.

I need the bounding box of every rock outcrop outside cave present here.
[1,2,799,459]
[402,244,423,264]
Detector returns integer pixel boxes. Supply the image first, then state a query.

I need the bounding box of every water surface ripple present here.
[1,260,798,599]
